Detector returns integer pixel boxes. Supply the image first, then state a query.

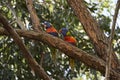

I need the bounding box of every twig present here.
[105,0,120,80]
[4,2,26,30]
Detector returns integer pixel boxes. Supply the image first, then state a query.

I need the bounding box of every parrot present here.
[42,21,58,37]
[42,21,58,64]
[59,28,77,71]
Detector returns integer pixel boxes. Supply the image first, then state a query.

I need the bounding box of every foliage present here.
[0,0,119,80]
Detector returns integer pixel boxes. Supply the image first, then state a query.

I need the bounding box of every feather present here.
[60,28,77,71]
[43,21,58,64]
[69,58,75,71]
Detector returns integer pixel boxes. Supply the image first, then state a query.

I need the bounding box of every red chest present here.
[46,27,57,33]
[64,36,77,45]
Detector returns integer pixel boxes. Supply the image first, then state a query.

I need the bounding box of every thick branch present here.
[0,28,120,79]
[0,15,51,80]
[26,0,41,31]
[67,0,119,70]
[26,0,44,66]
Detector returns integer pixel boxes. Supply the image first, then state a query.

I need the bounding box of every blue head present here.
[43,21,51,29]
[59,28,68,36]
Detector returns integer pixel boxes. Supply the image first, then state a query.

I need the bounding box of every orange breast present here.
[64,36,77,45]
[46,27,57,33]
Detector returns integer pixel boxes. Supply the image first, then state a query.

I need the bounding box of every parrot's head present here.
[59,28,70,36]
[42,21,51,29]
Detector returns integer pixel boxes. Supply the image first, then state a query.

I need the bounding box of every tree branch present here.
[0,14,51,80]
[0,28,120,79]
[25,0,42,32]
[25,0,44,67]
[105,0,120,80]
[4,2,26,30]
[67,0,119,70]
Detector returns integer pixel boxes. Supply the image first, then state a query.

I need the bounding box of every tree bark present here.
[26,0,42,31]
[105,0,120,80]
[0,0,120,79]
[67,0,119,71]
[0,28,120,79]
[0,14,51,80]
[67,0,120,79]
[26,0,45,68]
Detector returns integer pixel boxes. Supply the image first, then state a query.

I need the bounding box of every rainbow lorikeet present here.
[42,21,58,37]
[42,21,58,64]
[59,28,77,71]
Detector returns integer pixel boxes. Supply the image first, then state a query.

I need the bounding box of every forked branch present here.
[0,14,51,80]
[105,0,120,80]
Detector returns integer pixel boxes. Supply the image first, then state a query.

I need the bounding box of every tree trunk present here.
[67,0,120,79]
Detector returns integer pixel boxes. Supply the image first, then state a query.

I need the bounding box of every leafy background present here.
[0,0,120,80]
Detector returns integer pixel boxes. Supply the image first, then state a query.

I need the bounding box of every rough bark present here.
[0,28,120,79]
[26,0,42,31]
[26,0,45,67]
[105,0,120,80]
[0,14,51,80]
[0,0,120,79]
[67,0,119,71]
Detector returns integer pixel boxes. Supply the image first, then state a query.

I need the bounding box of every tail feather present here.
[69,58,75,71]
[52,50,57,64]
[51,48,57,64]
